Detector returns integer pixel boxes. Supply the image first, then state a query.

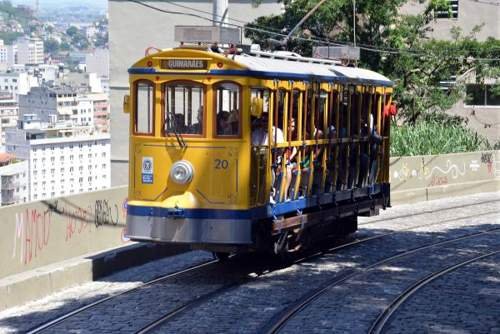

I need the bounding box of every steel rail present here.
[26,259,219,334]
[262,226,500,334]
[135,283,239,334]
[359,198,500,226]
[26,206,500,333]
[368,249,500,334]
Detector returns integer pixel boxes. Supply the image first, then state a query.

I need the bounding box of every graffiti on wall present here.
[12,208,52,265]
[391,152,498,188]
[11,198,128,265]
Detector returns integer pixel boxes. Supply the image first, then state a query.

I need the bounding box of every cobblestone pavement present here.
[0,251,214,333]
[0,192,498,333]
[384,252,500,334]
[279,231,500,333]
[154,195,499,334]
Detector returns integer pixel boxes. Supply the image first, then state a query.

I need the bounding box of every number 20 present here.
[215,159,229,169]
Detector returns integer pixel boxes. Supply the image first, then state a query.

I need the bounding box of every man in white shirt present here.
[251,114,284,146]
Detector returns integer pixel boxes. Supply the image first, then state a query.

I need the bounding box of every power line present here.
[126,0,500,61]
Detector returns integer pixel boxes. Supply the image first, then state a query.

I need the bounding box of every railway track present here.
[359,198,500,226]
[368,249,500,334]
[22,203,500,333]
[134,210,500,333]
[262,228,500,333]
[26,259,219,334]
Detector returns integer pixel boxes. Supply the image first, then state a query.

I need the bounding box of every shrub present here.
[390,120,491,156]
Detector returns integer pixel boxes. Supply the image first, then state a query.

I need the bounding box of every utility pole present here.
[213,0,229,27]
[353,0,356,47]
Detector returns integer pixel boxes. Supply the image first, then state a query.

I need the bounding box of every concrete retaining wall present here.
[0,150,498,280]
[0,186,128,279]
[390,150,500,204]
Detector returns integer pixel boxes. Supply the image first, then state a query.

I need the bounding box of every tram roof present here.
[129,48,393,87]
[232,54,393,87]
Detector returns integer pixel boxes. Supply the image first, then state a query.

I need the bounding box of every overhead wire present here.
[126,0,500,61]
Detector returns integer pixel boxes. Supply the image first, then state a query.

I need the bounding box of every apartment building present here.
[18,86,97,128]
[15,36,44,65]
[0,93,19,145]
[0,153,28,206]
[5,116,111,201]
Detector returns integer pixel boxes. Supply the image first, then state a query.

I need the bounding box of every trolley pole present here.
[213,0,229,27]
[353,0,356,47]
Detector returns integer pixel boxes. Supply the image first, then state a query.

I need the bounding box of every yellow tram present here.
[124,45,393,257]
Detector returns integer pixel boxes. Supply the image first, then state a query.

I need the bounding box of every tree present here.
[66,26,78,37]
[245,0,500,124]
[44,38,59,54]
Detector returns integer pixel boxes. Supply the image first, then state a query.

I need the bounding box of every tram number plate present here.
[214,159,229,169]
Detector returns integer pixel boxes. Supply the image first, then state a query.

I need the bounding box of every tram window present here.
[134,81,154,135]
[164,82,204,136]
[215,82,240,136]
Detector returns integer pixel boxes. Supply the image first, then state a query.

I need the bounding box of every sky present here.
[8,0,107,10]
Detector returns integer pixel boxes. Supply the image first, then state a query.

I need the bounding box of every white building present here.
[0,93,19,145]
[0,71,37,97]
[35,64,60,83]
[19,86,81,125]
[15,36,44,65]
[5,118,111,201]
[0,40,7,71]
[74,94,94,126]
[0,153,28,206]
[0,43,18,69]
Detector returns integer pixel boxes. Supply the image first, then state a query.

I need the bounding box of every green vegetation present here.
[390,120,490,156]
[0,0,38,38]
[0,31,22,44]
[245,0,499,155]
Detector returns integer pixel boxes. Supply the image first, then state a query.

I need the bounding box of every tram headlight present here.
[170,160,194,185]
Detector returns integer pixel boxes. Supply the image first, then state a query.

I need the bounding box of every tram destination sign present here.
[161,59,208,70]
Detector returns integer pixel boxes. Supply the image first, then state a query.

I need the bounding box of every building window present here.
[435,0,458,19]
[466,84,500,106]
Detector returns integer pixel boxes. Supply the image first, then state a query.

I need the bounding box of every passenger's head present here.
[253,113,268,129]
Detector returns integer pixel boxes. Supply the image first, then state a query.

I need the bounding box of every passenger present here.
[358,118,370,187]
[229,109,239,135]
[369,114,382,185]
[251,113,284,146]
[300,124,325,195]
[251,113,284,204]
[169,113,186,133]
[188,106,203,134]
[283,117,298,200]
[217,111,232,135]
